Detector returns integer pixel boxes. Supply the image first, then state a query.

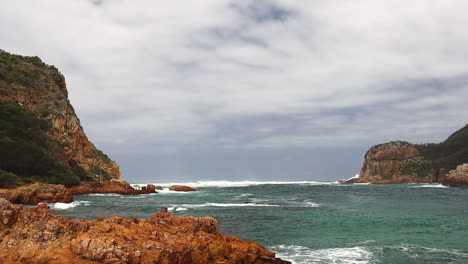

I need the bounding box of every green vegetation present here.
[89,166,111,181]
[0,101,81,187]
[88,149,112,164]
[415,125,468,172]
[0,49,63,89]
[400,160,433,177]
[0,169,19,188]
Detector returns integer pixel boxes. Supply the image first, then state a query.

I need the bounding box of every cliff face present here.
[349,141,434,183]
[348,125,468,184]
[441,163,468,186]
[0,50,119,181]
[0,199,289,264]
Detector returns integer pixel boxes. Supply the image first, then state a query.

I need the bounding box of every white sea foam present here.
[178,202,280,208]
[271,245,374,264]
[49,201,90,210]
[87,193,122,196]
[304,201,320,207]
[167,207,189,212]
[132,180,337,189]
[411,184,448,188]
[156,188,195,194]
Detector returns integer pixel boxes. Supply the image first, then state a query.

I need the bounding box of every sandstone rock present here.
[441,163,468,186]
[0,183,73,204]
[169,185,197,192]
[0,51,120,180]
[70,181,157,195]
[0,198,289,264]
[346,141,435,184]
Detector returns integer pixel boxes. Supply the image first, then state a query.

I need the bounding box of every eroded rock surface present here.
[169,185,197,192]
[0,183,73,204]
[0,199,289,264]
[70,181,157,196]
[346,141,434,184]
[441,163,468,186]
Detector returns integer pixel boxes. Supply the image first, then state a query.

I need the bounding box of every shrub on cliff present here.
[0,102,80,186]
[0,169,19,188]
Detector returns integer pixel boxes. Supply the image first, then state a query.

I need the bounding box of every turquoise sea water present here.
[51,181,468,264]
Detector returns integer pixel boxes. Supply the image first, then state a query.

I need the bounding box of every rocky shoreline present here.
[0,198,289,264]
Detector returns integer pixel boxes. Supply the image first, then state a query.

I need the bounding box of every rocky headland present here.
[344,124,468,184]
[0,50,120,187]
[0,198,289,264]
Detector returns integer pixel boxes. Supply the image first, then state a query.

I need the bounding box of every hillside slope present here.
[347,124,468,183]
[0,50,119,186]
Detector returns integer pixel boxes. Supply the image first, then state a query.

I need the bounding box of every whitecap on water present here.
[156,188,196,194]
[271,245,374,264]
[132,180,338,189]
[177,202,280,208]
[304,201,320,208]
[49,201,90,210]
[167,207,189,212]
[411,184,447,188]
[87,193,122,196]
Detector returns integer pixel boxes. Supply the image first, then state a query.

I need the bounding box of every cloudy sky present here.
[1,0,468,182]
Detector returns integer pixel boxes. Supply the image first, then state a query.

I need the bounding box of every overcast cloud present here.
[1,0,467,181]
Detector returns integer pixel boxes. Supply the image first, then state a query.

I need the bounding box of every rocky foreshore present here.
[0,181,158,204]
[0,183,73,204]
[0,198,289,264]
[70,180,158,196]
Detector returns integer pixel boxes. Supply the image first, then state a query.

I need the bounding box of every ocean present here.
[51,181,468,264]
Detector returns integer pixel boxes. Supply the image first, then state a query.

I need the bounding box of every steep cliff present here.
[0,50,119,183]
[348,125,468,184]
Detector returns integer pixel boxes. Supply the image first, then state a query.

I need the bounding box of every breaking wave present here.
[49,201,91,210]
[133,180,338,188]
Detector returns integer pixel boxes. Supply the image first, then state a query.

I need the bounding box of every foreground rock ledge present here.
[0,199,289,264]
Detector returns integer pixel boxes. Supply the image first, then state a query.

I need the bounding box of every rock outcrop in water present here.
[169,185,197,192]
[0,198,289,264]
[346,125,468,184]
[0,50,119,183]
[441,163,468,186]
[0,183,73,204]
[71,180,158,196]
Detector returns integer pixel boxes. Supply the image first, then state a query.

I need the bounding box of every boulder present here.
[169,185,197,192]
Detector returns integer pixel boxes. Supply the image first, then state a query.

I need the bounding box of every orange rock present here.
[169,185,197,192]
[70,181,157,195]
[0,199,290,264]
[0,183,73,204]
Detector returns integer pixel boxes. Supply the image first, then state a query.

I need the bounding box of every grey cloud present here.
[1,0,467,180]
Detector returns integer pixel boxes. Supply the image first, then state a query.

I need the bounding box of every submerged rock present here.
[0,183,73,204]
[0,198,289,264]
[169,185,197,192]
[70,180,157,195]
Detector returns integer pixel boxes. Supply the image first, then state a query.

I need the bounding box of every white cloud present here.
[1,0,468,153]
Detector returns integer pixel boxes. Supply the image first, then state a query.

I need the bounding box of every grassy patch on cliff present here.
[415,125,468,172]
[0,101,82,187]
